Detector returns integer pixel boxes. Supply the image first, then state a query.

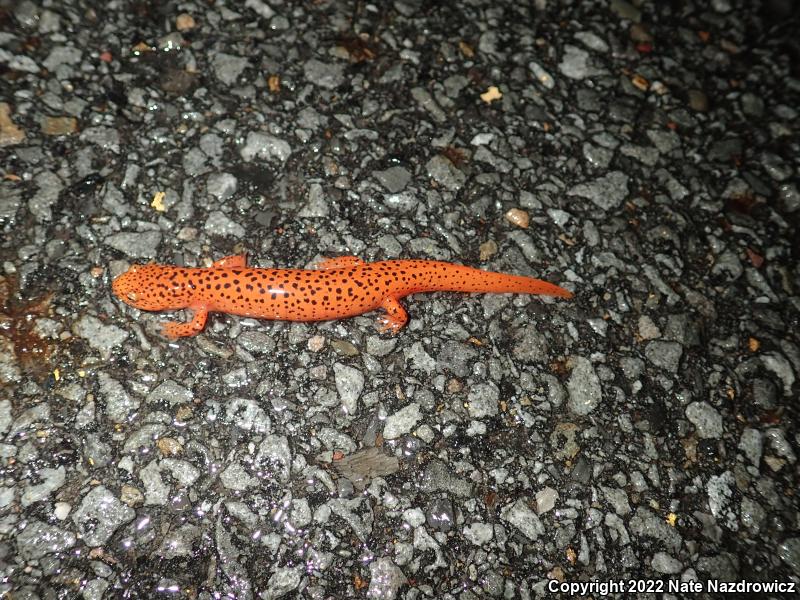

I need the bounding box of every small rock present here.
[205,210,245,238]
[505,208,529,228]
[72,486,135,546]
[466,382,500,419]
[566,357,602,415]
[175,13,196,31]
[383,403,422,440]
[334,362,364,415]
[367,558,406,600]
[212,53,249,85]
[105,231,162,258]
[686,402,723,439]
[73,315,128,361]
[0,102,26,146]
[304,58,344,90]
[374,166,412,194]
[568,171,629,210]
[240,132,292,163]
[652,552,682,574]
[500,499,544,541]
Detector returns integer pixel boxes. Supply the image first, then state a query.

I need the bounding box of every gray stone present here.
[383,403,422,440]
[205,210,245,238]
[207,173,238,200]
[72,486,135,546]
[16,520,76,560]
[645,340,683,372]
[98,373,139,422]
[466,382,500,418]
[147,380,192,407]
[568,171,629,210]
[651,552,682,574]
[686,402,723,439]
[256,434,292,481]
[558,45,595,79]
[21,466,65,506]
[105,231,162,258]
[212,53,249,85]
[240,132,292,163]
[566,356,602,415]
[297,182,329,217]
[303,59,344,90]
[80,126,120,153]
[73,315,128,361]
[334,362,364,415]
[426,155,466,191]
[374,166,412,193]
[367,557,405,600]
[500,499,544,541]
[28,171,63,221]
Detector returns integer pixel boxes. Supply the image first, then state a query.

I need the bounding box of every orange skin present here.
[112,254,573,339]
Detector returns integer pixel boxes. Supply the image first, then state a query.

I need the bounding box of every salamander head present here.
[112,264,189,311]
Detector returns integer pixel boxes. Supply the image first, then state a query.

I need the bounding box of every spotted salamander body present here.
[112,254,573,338]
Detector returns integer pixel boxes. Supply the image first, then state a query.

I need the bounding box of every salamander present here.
[111,254,573,338]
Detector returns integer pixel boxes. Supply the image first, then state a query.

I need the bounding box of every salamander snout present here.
[111,264,166,310]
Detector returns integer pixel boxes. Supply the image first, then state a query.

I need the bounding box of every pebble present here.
[21,466,65,507]
[374,166,412,194]
[298,182,329,218]
[610,0,641,21]
[558,45,595,79]
[568,171,629,210]
[105,231,162,258]
[80,126,121,153]
[778,538,800,576]
[16,520,76,561]
[98,372,139,422]
[500,499,544,541]
[466,382,500,419]
[535,487,558,514]
[505,208,529,228]
[303,58,345,90]
[738,428,763,466]
[426,155,465,191]
[207,173,238,200]
[464,522,494,545]
[686,401,723,439]
[334,362,364,415]
[205,210,245,238]
[0,103,25,146]
[264,566,303,599]
[644,340,683,372]
[212,53,249,85]
[652,552,682,574]
[367,558,406,600]
[73,315,128,361]
[72,486,135,546]
[240,132,292,163]
[383,402,422,440]
[566,356,602,415]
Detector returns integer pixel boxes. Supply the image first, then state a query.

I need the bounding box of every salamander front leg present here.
[160,306,209,339]
[212,254,248,269]
[377,297,408,334]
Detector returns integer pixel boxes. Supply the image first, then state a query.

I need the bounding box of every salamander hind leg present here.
[160,306,209,339]
[212,254,248,269]
[377,297,408,334]
[315,256,365,270]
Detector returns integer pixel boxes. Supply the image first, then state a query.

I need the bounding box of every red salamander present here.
[111,254,573,338]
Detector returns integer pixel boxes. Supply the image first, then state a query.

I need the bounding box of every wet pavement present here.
[1,0,799,598]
